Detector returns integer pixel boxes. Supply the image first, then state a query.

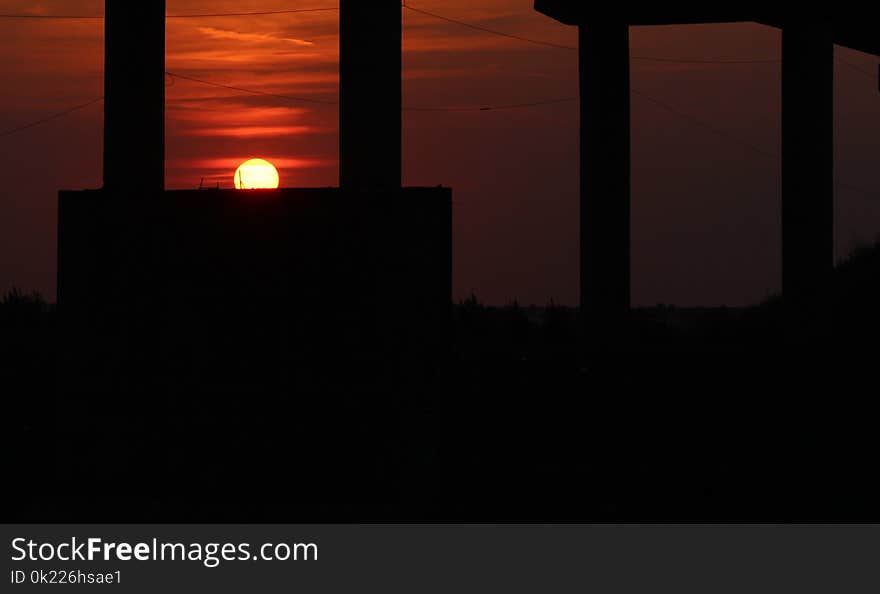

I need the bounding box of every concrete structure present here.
[340,1,402,190]
[103,1,165,192]
[58,187,451,386]
[533,4,880,341]
[58,2,450,387]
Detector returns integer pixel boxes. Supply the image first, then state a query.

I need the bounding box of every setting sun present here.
[234,158,280,189]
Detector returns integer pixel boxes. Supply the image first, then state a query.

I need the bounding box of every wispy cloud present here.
[197,26,314,47]
[167,103,312,122]
[189,125,319,138]
[181,157,331,170]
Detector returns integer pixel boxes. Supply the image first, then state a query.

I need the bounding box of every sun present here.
[234,158,280,189]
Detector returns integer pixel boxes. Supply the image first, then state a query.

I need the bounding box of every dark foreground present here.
[4,246,880,522]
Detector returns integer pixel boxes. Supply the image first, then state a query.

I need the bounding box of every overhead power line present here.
[0,1,876,76]
[4,53,878,136]
[403,4,787,65]
[0,74,574,138]
[632,56,779,64]
[2,82,876,198]
[835,55,878,80]
[0,4,800,67]
[168,8,339,18]
[633,89,878,199]
[0,7,339,19]
[631,89,778,159]
[401,4,577,51]
[402,97,578,112]
[0,4,876,197]
[167,70,575,112]
[165,71,337,105]
[0,97,103,138]
[0,14,101,19]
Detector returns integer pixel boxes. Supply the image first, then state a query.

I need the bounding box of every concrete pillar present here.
[339,1,402,191]
[781,23,834,301]
[578,22,631,345]
[103,1,165,192]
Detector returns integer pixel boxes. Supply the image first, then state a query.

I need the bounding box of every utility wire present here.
[403,4,786,64]
[0,97,103,138]
[835,55,878,80]
[0,2,876,76]
[0,5,794,66]
[167,70,576,111]
[0,5,783,64]
[0,14,101,19]
[165,71,337,105]
[631,89,779,159]
[403,97,578,112]
[0,8,339,19]
[0,5,875,194]
[167,8,338,18]
[632,56,780,64]
[404,2,875,73]
[401,4,577,51]
[633,89,878,199]
[2,84,876,197]
[0,74,573,136]
[3,61,875,136]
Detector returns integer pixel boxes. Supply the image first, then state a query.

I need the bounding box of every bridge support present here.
[578,22,631,347]
[103,1,165,192]
[781,23,834,301]
[339,1,402,190]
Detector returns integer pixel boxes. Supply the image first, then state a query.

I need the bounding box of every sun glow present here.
[234,158,280,189]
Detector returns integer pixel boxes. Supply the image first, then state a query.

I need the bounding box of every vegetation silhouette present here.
[4,240,880,521]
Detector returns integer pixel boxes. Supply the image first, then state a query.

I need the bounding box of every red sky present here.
[2,1,879,306]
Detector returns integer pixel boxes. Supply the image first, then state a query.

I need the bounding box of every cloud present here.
[188,125,319,138]
[180,157,332,170]
[197,27,314,47]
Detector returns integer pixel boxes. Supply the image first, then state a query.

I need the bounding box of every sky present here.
[1,1,879,306]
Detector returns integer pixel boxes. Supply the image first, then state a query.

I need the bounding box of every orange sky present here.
[2,1,879,305]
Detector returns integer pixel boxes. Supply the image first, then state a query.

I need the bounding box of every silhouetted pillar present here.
[579,22,631,345]
[103,1,165,191]
[339,1,401,190]
[782,23,833,300]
